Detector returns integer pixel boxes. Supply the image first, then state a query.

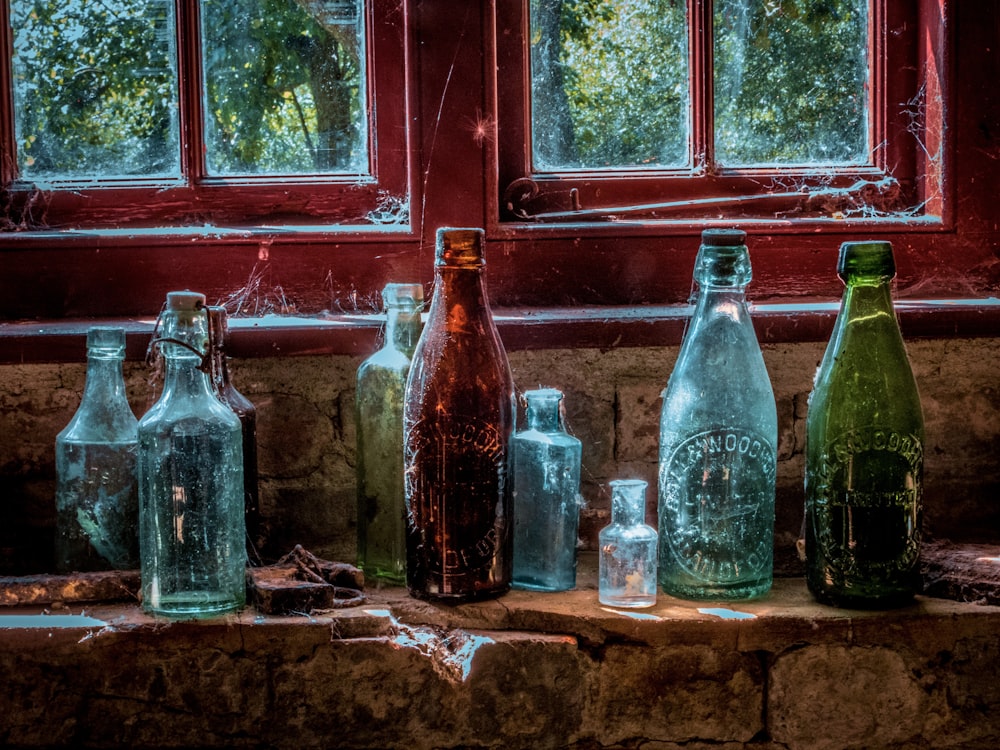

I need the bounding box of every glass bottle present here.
[206,305,260,565]
[658,229,776,601]
[512,388,582,592]
[138,291,246,618]
[599,479,657,608]
[805,241,924,608]
[356,282,424,585]
[403,227,516,602]
[54,326,139,572]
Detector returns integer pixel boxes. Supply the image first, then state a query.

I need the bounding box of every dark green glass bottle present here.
[805,241,924,608]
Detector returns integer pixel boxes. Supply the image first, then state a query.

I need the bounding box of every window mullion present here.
[176,0,206,183]
[0,1,17,185]
[690,0,714,173]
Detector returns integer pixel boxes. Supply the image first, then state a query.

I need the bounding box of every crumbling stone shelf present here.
[1,559,998,750]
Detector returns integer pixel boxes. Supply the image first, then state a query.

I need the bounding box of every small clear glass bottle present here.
[356,282,424,584]
[138,291,246,618]
[55,326,139,572]
[512,388,582,592]
[599,479,657,608]
[658,229,776,601]
[206,305,260,564]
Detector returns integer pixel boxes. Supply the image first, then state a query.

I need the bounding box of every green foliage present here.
[531,0,867,170]
[10,0,364,179]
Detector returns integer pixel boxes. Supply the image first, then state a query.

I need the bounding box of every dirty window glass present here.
[10,0,180,180]
[714,0,868,165]
[200,0,367,176]
[529,0,869,171]
[529,0,688,171]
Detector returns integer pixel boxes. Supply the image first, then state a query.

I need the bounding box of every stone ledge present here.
[1,565,998,749]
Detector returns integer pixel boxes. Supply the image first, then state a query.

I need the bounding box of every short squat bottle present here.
[658,229,776,601]
[206,306,260,564]
[356,282,424,585]
[404,228,516,602]
[55,326,139,572]
[599,479,657,608]
[138,291,246,618]
[512,388,582,592]
[805,241,924,608]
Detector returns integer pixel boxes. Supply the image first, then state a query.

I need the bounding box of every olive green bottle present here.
[805,241,923,608]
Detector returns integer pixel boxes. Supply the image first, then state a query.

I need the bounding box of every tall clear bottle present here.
[206,305,260,564]
[138,291,246,618]
[512,388,582,592]
[599,479,657,608]
[55,326,139,572]
[356,282,424,585]
[658,229,776,600]
[403,228,515,602]
[805,241,923,608]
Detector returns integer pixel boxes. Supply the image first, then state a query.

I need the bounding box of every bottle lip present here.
[86,326,126,354]
[701,228,747,247]
[166,290,207,312]
[382,282,425,308]
[524,387,564,402]
[436,227,485,267]
[838,241,896,282]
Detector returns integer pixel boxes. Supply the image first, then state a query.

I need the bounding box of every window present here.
[497,0,940,223]
[1,1,993,323]
[0,0,408,229]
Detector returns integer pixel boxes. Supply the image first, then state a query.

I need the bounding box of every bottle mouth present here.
[382,283,425,309]
[86,326,126,357]
[435,227,485,267]
[838,241,896,281]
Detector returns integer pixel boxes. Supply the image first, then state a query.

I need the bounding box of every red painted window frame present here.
[0,1,996,327]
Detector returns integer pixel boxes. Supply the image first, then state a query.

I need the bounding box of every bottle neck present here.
[839,277,896,323]
[163,351,215,398]
[82,353,127,401]
[385,304,423,358]
[526,398,562,433]
[610,481,647,526]
[429,265,490,333]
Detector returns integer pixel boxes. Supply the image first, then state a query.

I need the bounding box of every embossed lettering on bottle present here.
[811,426,922,579]
[661,428,775,583]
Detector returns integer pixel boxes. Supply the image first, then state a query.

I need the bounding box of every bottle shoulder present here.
[512,428,582,450]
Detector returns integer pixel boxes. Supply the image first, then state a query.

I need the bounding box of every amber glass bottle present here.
[403,228,516,602]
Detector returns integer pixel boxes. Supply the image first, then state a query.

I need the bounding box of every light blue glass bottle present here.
[658,229,776,601]
[599,479,657,608]
[512,388,582,592]
[356,282,424,584]
[55,326,139,572]
[138,291,246,618]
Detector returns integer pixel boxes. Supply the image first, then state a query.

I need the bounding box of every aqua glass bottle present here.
[138,291,246,618]
[657,229,776,601]
[206,305,260,564]
[512,388,582,592]
[55,326,139,572]
[599,479,657,608]
[356,282,424,585]
[805,241,924,608]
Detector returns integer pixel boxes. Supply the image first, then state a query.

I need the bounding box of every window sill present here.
[0,554,998,748]
[1,297,997,365]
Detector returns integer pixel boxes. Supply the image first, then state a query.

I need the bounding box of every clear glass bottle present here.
[403,228,516,602]
[805,241,924,608]
[55,326,139,572]
[138,291,246,618]
[599,479,657,608]
[206,305,260,564]
[356,282,424,585]
[512,388,582,591]
[657,229,776,601]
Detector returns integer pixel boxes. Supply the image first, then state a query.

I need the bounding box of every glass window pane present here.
[10,0,179,180]
[530,0,688,171]
[714,0,869,166]
[200,0,367,176]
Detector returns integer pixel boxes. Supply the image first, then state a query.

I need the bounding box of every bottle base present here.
[143,591,245,619]
[407,583,511,604]
[512,577,575,593]
[808,584,916,610]
[599,593,657,609]
[660,578,772,602]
